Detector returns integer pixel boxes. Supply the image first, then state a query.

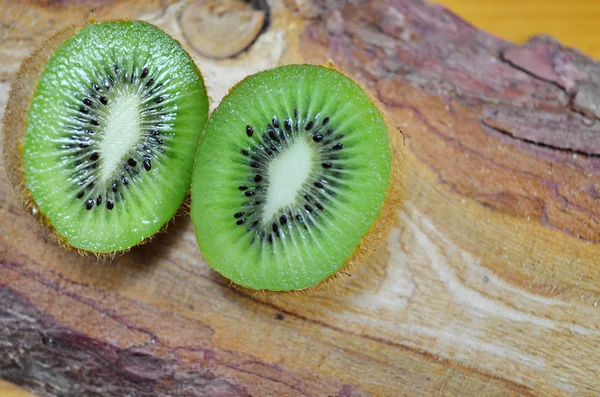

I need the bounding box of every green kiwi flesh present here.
[19,21,208,253]
[191,64,392,291]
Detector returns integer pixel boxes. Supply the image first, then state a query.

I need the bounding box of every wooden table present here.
[2,0,600,396]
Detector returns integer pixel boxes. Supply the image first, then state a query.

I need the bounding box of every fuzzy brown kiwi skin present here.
[220,62,408,295]
[0,18,206,258]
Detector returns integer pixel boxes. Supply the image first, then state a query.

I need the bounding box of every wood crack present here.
[481,116,600,158]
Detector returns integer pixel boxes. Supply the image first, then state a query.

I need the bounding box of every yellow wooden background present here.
[441,0,600,58]
[1,0,599,396]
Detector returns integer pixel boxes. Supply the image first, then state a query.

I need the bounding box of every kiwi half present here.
[1,20,209,253]
[191,64,406,291]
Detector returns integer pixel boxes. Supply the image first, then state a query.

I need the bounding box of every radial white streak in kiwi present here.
[263,138,313,222]
[99,92,142,182]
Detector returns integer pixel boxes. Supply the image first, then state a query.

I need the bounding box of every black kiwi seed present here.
[250,161,260,168]
[284,119,292,131]
[254,174,262,182]
[99,96,108,105]
[313,133,323,142]
[238,185,248,191]
[246,125,254,137]
[122,176,129,185]
[272,117,279,129]
[315,202,324,210]
[93,83,100,91]
[322,162,332,168]
[90,119,99,126]
[305,121,314,130]
[145,78,154,87]
[83,98,92,106]
[236,218,246,225]
[314,181,324,189]
[272,222,279,234]
[155,96,164,104]
[90,152,99,161]
[77,191,85,199]
[112,182,118,193]
[268,128,278,140]
[234,211,244,218]
[143,158,152,171]
[79,107,89,114]
[305,204,313,213]
[296,214,304,223]
[106,199,114,210]
[332,143,344,150]
[322,117,329,125]
[85,199,94,210]
[150,129,160,136]
[141,67,148,78]
[241,149,249,156]
[96,195,102,205]
[279,214,288,224]
[245,190,254,197]
[127,158,137,167]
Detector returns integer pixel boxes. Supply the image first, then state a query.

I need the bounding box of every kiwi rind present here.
[191,62,407,293]
[1,19,208,255]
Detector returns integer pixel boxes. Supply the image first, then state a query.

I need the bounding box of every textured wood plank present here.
[1,0,600,396]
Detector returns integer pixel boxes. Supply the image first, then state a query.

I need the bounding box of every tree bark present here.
[1,0,599,396]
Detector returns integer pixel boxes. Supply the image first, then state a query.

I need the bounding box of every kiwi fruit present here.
[1,20,209,253]
[191,64,406,291]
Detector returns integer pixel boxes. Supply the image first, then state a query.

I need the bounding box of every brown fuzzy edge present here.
[222,62,408,295]
[0,19,207,258]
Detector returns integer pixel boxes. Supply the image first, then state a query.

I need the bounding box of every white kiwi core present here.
[263,138,314,222]
[99,92,142,181]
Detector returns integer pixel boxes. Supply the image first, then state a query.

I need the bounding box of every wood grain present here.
[1,0,600,396]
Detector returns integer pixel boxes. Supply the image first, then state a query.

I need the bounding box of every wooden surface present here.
[2,0,600,396]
